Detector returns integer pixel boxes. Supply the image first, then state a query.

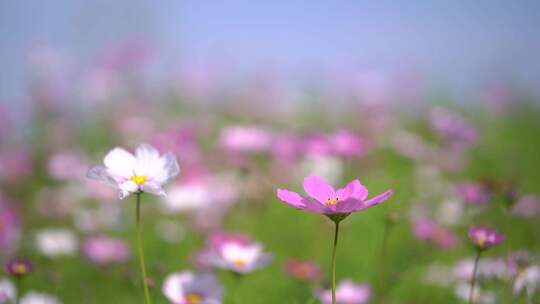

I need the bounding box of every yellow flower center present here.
[325,197,339,206]
[185,293,202,304]
[477,235,487,247]
[233,259,246,269]
[130,175,147,185]
[13,264,27,275]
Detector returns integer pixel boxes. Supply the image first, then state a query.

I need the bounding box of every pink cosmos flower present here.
[87,144,180,199]
[276,175,392,218]
[198,232,272,274]
[4,258,33,277]
[283,260,321,281]
[162,271,223,304]
[83,236,130,265]
[468,226,504,250]
[318,279,371,304]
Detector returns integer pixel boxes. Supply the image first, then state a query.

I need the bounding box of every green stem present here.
[331,221,340,304]
[468,249,482,304]
[14,277,22,304]
[136,192,152,304]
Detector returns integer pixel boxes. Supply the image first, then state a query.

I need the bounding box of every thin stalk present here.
[14,277,22,304]
[468,249,482,304]
[331,221,341,304]
[136,192,152,304]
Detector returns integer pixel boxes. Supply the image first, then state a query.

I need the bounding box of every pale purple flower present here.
[468,226,504,250]
[83,236,130,265]
[162,271,223,304]
[318,279,371,304]
[429,107,478,145]
[87,143,180,199]
[277,175,392,216]
[511,194,540,218]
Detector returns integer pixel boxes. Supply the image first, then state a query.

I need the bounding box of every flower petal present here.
[336,179,368,201]
[276,189,306,208]
[141,181,166,197]
[86,166,117,187]
[156,152,180,184]
[303,175,335,203]
[353,189,393,211]
[103,148,136,180]
[118,181,138,199]
[134,143,161,177]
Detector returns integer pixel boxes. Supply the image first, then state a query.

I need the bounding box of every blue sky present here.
[1,0,540,102]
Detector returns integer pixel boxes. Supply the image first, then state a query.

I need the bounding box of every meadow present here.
[1,58,539,304]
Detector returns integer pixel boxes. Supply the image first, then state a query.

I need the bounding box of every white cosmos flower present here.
[0,279,15,303]
[35,228,78,258]
[514,265,540,298]
[87,144,180,199]
[162,271,223,304]
[19,291,61,304]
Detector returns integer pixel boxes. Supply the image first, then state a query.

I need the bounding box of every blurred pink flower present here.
[198,232,272,274]
[283,260,321,281]
[302,134,332,157]
[83,236,130,265]
[412,218,457,249]
[0,196,20,254]
[456,182,491,205]
[429,107,478,145]
[47,151,88,181]
[0,148,33,182]
[329,130,369,158]
[218,125,273,154]
[318,279,371,304]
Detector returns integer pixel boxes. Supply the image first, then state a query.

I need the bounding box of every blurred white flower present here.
[435,199,464,226]
[0,279,15,304]
[161,182,210,213]
[513,265,540,298]
[162,271,223,304]
[453,258,507,281]
[35,228,78,258]
[20,291,61,304]
[455,282,495,304]
[299,155,343,185]
[87,144,180,199]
